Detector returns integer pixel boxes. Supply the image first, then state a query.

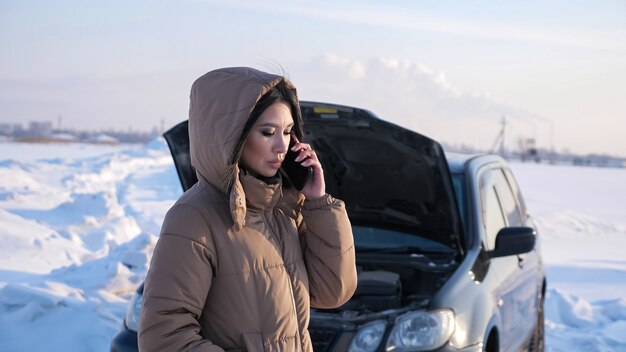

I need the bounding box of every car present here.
[111,101,546,352]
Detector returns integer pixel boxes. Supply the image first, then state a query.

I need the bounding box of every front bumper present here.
[438,342,483,352]
[309,327,482,352]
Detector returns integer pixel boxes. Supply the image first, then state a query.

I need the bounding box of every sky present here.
[1,0,625,156]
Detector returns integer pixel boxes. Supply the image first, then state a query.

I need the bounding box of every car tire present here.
[528,293,545,352]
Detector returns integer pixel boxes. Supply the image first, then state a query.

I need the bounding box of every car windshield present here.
[353,226,454,253]
[353,173,467,254]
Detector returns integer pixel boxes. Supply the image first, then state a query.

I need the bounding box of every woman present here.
[139,67,357,352]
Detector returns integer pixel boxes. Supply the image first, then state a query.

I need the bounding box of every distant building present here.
[573,155,626,168]
[28,121,54,134]
[0,123,23,135]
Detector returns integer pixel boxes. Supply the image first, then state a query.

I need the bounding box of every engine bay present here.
[311,254,458,323]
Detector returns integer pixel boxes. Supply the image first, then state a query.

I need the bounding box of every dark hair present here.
[224,80,302,189]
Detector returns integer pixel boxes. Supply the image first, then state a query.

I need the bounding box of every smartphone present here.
[282,137,313,191]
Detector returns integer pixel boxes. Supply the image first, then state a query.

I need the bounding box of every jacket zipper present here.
[261,211,302,350]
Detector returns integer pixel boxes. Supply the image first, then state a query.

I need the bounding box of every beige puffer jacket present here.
[139,67,357,352]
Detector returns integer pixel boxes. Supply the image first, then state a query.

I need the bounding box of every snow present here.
[509,162,626,351]
[86,134,119,144]
[0,140,177,351]
[0,141,625,351]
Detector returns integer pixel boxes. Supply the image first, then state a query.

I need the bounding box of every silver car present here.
[112,101,546,352]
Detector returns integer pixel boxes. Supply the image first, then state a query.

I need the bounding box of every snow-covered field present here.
[0,141,625,351]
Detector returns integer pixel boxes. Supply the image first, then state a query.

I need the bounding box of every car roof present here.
[445,152,505,174]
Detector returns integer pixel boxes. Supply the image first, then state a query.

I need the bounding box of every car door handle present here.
[517,255,525,268]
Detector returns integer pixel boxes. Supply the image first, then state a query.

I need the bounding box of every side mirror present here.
[488,226,536,259]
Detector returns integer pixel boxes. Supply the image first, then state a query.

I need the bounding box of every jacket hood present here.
[188,67,299,193]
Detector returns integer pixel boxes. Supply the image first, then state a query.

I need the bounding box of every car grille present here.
[310,329,337,352]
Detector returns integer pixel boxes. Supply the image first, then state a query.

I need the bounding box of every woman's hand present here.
[291,135,325,200]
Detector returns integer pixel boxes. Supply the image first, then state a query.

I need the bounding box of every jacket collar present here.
[240,171,282,211]
[228,165,283,230]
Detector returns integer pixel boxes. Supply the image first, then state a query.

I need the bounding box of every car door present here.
[499,168,542,345]
[491,168,538,350]
[479,167,525,351]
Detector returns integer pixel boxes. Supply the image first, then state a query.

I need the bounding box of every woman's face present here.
[241,101,294,177]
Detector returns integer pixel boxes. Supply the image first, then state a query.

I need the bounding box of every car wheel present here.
[528,294,545,352]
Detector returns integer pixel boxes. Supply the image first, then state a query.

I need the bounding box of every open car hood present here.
[163,101,464,251]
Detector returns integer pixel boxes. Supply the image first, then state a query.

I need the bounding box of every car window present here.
[502,168,527,217]
[483,185,506,250]
[493,170,523,226]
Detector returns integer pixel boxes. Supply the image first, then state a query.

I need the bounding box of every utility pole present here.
[490,115,507,158]
[547,119,555,164]
[500,116,506,157]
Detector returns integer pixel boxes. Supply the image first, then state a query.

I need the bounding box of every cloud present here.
[289,54,545,151]
[0,51,551,151]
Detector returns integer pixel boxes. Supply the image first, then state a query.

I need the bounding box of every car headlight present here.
[124,290,143,332]
[386,309,455,351]
[349,320,387,352]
